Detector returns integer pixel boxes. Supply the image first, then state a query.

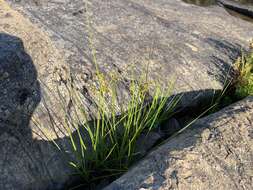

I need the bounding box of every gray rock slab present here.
[104,96,253,190]
[1,0,253,189]
[6,0,253,99]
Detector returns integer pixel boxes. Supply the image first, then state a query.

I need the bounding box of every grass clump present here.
[59,4,181,185]
[233,51,253,98]
[207,44,253,114]
[34,65,181,189]
[67,77,180,185]
[34,3,253,187]
[32,5,182,186]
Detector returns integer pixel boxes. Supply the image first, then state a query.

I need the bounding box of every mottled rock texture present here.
[6,0,253,99]
[104,96,253,190]
[0,0,253,189]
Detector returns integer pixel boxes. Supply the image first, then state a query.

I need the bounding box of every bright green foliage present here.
[64,74,181,184]
[33,65,181,186]
[234,51,253,98]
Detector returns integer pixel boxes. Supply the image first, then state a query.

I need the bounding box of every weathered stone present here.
[0,0,253,189]
[104,96,253,190]
[6,0,253,100]
[5,0,253,115]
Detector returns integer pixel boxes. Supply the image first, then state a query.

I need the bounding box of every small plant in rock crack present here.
[65,75,181,185]
[207,41,253,113]
[31,2,182,187]
[233,50,253,98]
[33,66,181,188]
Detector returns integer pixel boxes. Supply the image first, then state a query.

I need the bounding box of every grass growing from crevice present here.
[31,4,183,187]
[66,75,181,186]
[154,45,253,156]
[233,50,253,98]
[32,37,253,190]
[206,45,253,113]
[32,43,253,190]
[63,4,183,186]
[32,2,253,188]
[33,60,182,189]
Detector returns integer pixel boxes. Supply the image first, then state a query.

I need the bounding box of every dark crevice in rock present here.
[218,0,253,18]
[183,0,253,22]
[104,97,253,190]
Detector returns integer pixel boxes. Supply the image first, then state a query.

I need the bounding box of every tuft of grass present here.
[233,50,253,98]
[208,42,253,113]
[33,62,181,188]
[34,2,252,187]
[32,3,182,186]
[61,3,181,184]
[32,18,251,187]
[67,78,180,184]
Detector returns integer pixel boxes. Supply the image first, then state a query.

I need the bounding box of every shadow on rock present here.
[206,38,243,84]
[0,33,72,190]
